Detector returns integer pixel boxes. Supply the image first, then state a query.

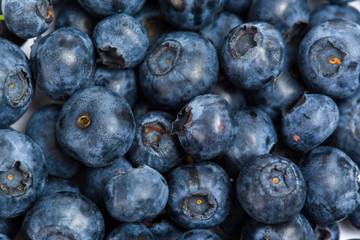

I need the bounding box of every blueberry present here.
[1,0,54,39]
[199,11,243,52]
[217,108,277,178]
[30,27,95,100]
[104,165,168,223]
[93,13,149,69]
[41,177,80,197]
[298,146,360,223]
[166,162,232,229]
[0,38,34,128]
[220,22,286,90]
[310,4,360,27]
[328,0,356,3]
[23,192,105,240]
[281,92,339,152]
[236,154,307,224]
[82,156,132,207]
[241,214,314,240]
[139,31,218,110]
[107,223,155,240]
[76,0,146,16]
[0,234,10,240]
[313,222,339,240]
[129,111,184,173]
[94,65,137,107]
[248,0,310,41]
[56,86,136,167]
[178,229,221,240]
[158,0,227,30]
[26,104,82,178]
[223,0,252,18]
[55,1,95,36]
[172,94,233,160]
[148,216,185,240]
[298,19,360,99]
[0,129,47,218]
[349,205,360,230]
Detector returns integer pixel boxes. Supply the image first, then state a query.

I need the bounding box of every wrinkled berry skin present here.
[23,192,105,240]
[218,108,277,178]
[241,214,314,240]
[237,155,306,224]
[148,217,185,240]
[26,104,82,178]
[77,0,146,16]
[104,165,169,223]
[41,177,80,197]
[158,0,227,30]
[310,4,360,27]
[199,12,243,52]
[140,31,219,110]
[166,162,232,229]
[0,38,34,128]
[129,111,183,173]
[107,223,155,240]
[94,66,137,107]
[313,222,339,240]
[82,156,132,207]
[178,229,222,240]
[299,146,360,223]
[93,14,149,69]
[55,1,95,36]
[281,93,339,152]
[248,0,310,41]
[0,129,47,219]
[220,22,286,90]
[31,27,95,100]
[1,0,54,39]
[172,94,233,160]
[298,19,360,99]
[56,87,136,168]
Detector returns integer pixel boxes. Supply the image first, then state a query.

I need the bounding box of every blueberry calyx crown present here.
[172,105,192,136]
[0,161,32,197]
[5,68,32,108]
[229,25,261,58]
[36,226,79,240]
[77,114,91,129]
[148,40,182,75]
[35,0,54,25]
[142,120,168,149]
[180,193,217,220]
[98,46,125,69]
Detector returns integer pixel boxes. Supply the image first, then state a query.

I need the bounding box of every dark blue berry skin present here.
[104,165,168,223]
[224,0,252,18]
[26,104,82,179]
[327,93,360,166]
[31,27,95,100]
[82,156,132,207]
[94,66,137,107]
[248,0,310,41]
[134,2,172,47]
[247,44,306,124]
[55,1,95,36]
[0,234,10,240]
[77,0,146,16]
[172,94,233,160]
[178,229,221,240]
[148,217,185,240]
[93,14,149,69]
[0,217,20,237]
[299,146,360,223]
[237,154,306,224]
[42,177,80,196]
[329,0,355,3]
[298,19,360,99]
[1,0,54,39]
[23,192,105,240]
[0,129,47,218]
[313,222,339,240]
[199,12,243,52]
[241,214,314,240]
[107,223,155,240]
[129,111,183,173]
[56,86,136,168]
[220,22,286,90]
[139,31,219,110]
[217,108,277,179]
[349,205,360,230]
[281,93,339,152]
[0,38,34,128]
[212,73,247,113]
[166,162,232,229]
[158,0,227,30]
[310,4,360,27]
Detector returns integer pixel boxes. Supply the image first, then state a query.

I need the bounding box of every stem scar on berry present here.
[78,115,91,128]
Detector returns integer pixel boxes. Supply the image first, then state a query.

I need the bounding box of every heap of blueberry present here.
[2,0,360,239]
